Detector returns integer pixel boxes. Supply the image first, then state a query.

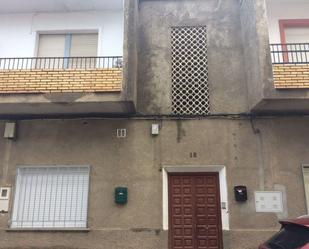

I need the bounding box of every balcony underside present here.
[252,44,309,114]
[253,98,309,114]
[0,57,135,116]
[0,93,135,116]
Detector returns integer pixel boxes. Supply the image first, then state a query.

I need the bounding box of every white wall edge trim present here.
[162,165,229,231]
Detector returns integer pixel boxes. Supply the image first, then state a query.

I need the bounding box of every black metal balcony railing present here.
[0,56,123,70]
[270,43,309,64]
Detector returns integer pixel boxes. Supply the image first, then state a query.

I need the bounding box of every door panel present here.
[169,173,222,249]
[170,176,195,249]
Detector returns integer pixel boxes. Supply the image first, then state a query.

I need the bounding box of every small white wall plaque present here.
[151,124,159,135]
[0,187,10,212]
[117,129,127,138]
[255,191,283,213]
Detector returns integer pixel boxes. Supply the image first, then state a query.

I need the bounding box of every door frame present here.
[279,19,309,45]
[279,19,309,62]
[163,165,228,249]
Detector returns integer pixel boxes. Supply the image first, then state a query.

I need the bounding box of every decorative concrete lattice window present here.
[171,26,210,115]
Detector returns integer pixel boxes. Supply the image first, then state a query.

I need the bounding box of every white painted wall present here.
[266,0,309,43]
[0,11,124,58]
[0,0,123,14]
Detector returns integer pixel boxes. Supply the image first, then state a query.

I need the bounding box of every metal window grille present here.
[171,26,210,115]
[11,166,90,229]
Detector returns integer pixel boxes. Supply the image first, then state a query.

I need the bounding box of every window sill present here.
[6,228,90,233]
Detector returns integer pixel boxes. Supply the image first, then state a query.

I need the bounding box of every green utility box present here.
[115,187,128,204]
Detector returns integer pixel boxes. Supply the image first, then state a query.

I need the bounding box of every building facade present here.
[0,0,308,248]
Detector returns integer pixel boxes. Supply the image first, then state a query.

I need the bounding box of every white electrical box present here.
[0,187,10,213]
[255,191,283,213]
[151,124,160,135]
[4,122,16,139]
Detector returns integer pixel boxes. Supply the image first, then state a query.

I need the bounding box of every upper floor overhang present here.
[0,57,135,116]
[240,0,309,114]
[0,0,138,116]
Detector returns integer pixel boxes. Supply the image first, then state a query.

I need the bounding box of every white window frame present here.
[10,166,90,230]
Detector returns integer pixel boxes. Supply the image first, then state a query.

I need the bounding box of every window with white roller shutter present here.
[11,166,90,229]
[70,34,98,57]
[37,33,98,57]
[37,34,66,58]
[36,33,98,69]
[69,34,98,68]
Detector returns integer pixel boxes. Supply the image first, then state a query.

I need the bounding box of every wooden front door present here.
[169,173,223,249]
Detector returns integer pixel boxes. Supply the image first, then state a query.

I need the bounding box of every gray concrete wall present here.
[134,0,309,115]
[0,117,308,248]
[239,0,268,110]
[1,1,309,249]
[136,0,249,115]
[122,0,138,106]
